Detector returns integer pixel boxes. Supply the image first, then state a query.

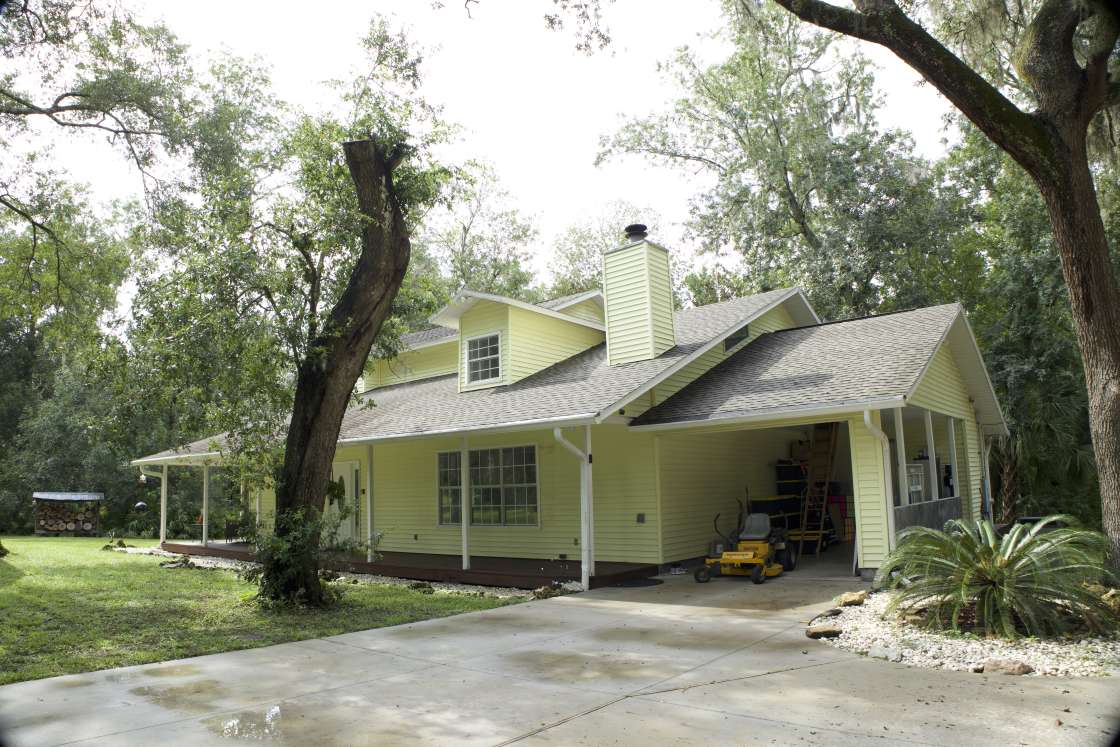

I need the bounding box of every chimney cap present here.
[624,224,648,241]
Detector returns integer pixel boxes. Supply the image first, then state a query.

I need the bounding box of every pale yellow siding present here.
[627,302,801,418]
[557,298,604,324]
[909,344,984,519]
[849,412,889,568]
[367,341,457,389]
[458,301,511,391]
[657,427,802,562]
[369,424,661,564]
[602,242,675,364]
[649,249,676,353]
[507,307,604,384]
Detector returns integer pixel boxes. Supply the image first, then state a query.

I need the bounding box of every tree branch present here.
[768,0,1056,174]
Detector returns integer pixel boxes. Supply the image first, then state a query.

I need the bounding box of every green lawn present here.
[0,536,514,685]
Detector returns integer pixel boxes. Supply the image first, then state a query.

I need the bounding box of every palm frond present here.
[875,515,1118,638]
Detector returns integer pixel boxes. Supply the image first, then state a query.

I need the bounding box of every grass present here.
[0,536,515,685]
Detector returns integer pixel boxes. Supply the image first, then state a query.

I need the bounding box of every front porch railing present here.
[894,496,962,533]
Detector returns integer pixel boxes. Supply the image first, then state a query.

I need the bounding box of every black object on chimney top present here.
[624,224,648,241]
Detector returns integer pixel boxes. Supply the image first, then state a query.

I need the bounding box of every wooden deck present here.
[161,541,657,590]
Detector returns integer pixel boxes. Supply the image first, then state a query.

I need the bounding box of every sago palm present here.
[875,515,1117,639]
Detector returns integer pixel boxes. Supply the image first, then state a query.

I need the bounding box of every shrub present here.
[240,504,378,607]
[0,538,8,558]
[875,515,1118,639]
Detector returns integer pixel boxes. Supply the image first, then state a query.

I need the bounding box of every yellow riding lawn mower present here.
[694,502,797,584]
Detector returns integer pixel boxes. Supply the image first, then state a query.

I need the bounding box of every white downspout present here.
[864,410,897,553]
[554,427,592,590]
[202,464,210,547]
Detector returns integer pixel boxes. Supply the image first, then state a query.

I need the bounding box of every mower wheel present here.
[751,564,765,584]
[694,565,712,583]
[780,547,798,572]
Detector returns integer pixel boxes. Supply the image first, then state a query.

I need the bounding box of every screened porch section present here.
[882,405,975,533]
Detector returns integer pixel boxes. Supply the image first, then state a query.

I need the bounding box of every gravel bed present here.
[113,546,535,599]
[820,591,1120,677]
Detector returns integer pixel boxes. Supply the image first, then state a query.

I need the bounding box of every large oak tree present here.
[764,0,1120,560]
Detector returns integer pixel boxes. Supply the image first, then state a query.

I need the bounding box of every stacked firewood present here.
[36,503,98,534]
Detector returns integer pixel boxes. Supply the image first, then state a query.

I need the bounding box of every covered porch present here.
[632,401,995,575]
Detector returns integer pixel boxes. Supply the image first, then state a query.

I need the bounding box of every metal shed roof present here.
[32,492,105,502]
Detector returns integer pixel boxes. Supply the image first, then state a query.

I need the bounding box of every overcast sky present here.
[52,0,953,279]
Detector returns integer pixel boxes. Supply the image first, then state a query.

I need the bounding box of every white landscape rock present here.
[818,591,1120,677]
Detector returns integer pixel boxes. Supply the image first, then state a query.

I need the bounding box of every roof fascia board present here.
[129,451,223,467]
[629,397,906,432]
[338,412,598,445]
[548,289,604,310]
[430,291,606,332]
[594,287,805,422]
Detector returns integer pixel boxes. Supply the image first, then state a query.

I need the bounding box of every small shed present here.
[33,492,104,535]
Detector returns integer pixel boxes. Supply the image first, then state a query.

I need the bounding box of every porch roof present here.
[631,303,1007,435]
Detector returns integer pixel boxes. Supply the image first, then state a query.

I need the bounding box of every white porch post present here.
[923,409,939,501]
[365,444,374,563]
[553,427,592,590]
[946,417,959,499]
[460,436,470,571]
[159,464,168,545]
[584,425,595,578]
[201,464,210,547]
[252,481,260,525]
[893,408,908,506]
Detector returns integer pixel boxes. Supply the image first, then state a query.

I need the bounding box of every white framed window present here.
[437,445,538,526]
[466,333,501,383]
[437,452,461,524]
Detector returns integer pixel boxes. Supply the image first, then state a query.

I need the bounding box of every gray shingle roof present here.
[131,434,230,465]
[631,304,963,427]
[338,288,797,442]
[399,326,457,348]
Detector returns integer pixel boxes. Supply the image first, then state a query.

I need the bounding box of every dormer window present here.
[466,333,501,383]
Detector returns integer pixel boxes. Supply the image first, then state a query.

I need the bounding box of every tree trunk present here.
[1033,140,1120,566]
[264,139,411,604]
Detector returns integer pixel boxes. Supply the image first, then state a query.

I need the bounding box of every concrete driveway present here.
[2,569,1118,746]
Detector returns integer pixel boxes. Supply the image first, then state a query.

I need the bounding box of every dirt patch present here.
[140,663,202,678]
[502,649,678,683]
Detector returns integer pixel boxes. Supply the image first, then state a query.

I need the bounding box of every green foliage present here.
[417,161,540,301]
[547,200,659,297]
[240,504,377,607]
[600,2,973,319]
[876,516,1118,639]
[0,536,511,685]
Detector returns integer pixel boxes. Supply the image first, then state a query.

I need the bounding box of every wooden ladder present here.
[797,422,839,558]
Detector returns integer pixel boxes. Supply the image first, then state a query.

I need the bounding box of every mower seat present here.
[740,513,772,541]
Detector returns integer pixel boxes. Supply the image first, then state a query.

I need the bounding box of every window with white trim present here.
[437,446,538,526]
[466,333,501,383]
[437,451,461,524]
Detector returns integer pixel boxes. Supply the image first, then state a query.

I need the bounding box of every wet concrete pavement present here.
[2,570,1118,746]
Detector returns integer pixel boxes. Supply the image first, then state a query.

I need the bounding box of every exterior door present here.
[330,461,360,542]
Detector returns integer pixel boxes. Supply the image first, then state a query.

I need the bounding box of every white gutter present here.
[130,451,222,467]
[629,398,906,433]
[863,409,897,553]
[553,427,594,590]
[338,413,598,445]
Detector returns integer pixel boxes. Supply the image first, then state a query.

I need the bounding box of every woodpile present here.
[35,502,99,534]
